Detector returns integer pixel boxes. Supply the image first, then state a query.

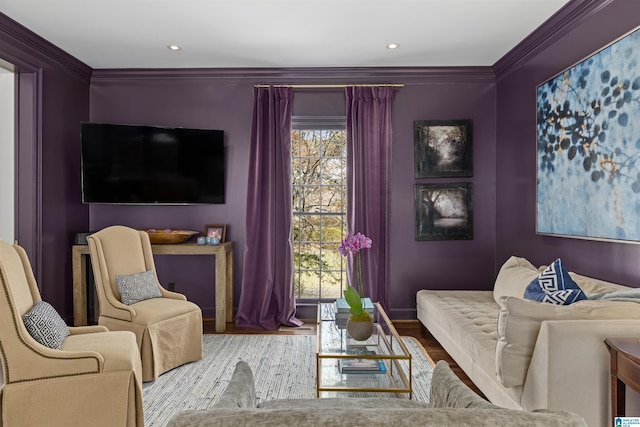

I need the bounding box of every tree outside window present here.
[292,120,346,300]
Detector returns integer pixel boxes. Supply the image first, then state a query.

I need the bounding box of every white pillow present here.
[493,256,542,305]
[115,269,162,305]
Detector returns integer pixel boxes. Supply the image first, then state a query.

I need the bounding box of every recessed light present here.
[386,43,399,49]
[167,45,181,51]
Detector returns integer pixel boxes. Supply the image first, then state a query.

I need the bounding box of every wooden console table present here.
[72,242,234,333]
[605,337,640,421]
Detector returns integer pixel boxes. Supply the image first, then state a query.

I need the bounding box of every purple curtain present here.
[235,86,302,330]
[345,86,396,312]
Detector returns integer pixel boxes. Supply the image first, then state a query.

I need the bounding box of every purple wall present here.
[495,0,640,287]
[89,70,497,319]
[41,67,91,315]
[390,80,497,318]
[0,13,91,321]
[89,79,254,317]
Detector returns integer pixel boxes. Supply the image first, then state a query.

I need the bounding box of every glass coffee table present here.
[316,301,412,398]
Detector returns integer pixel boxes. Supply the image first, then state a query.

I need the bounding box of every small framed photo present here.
[414,119,473,178]
[204,224,227,242]
[414,183,473,241]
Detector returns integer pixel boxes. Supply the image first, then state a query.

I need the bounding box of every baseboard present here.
[387,307,417,320]
[392,319,421,324]
[279,324,314,331]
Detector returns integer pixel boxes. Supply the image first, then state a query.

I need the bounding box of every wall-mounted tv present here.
[81,122,225,205]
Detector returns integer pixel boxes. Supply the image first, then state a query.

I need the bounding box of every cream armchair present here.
[88,225,203,381]
[0,239,143,427]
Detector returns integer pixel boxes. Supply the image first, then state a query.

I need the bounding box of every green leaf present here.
[343,285,364,317]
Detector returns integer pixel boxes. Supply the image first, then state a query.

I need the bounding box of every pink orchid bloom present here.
[338,232,372,297]
[338,232,372,256]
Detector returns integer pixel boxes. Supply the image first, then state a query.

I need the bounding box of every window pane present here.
[291,131,301,156]
[292,156,322,185]
[321,186,345,213]
[296,271,320,299]
[321,158,344,184]
[301,186,323,212]
[298,243,321,270]
[293,215,319,242]
[322,215,345,243]
[320,243,341,270]
[298,130,321,156]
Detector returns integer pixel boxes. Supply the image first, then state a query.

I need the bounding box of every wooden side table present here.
[72,242,234,332]
[605,338,640,422]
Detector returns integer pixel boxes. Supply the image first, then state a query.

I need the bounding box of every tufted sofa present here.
[417,256,640,427]
[167,359,586,426]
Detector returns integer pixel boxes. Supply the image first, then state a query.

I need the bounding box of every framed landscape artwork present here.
[414,183,473,241]
[536,25,640,243]
[414,119,472,178]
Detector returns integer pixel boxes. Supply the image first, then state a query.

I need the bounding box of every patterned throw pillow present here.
[116,269,163,305]
[524,258,586,305]
[22,301,70,349]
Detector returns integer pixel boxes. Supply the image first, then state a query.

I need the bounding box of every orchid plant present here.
[338,232,372,321]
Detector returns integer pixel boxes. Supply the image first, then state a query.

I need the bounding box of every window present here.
[291,117,346,301]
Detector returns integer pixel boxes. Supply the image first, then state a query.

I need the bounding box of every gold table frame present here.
[316,302,412,398]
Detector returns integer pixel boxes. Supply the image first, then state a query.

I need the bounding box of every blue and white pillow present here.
[22,301,70,349]
[116,269,163,305]
[524,258,586,305]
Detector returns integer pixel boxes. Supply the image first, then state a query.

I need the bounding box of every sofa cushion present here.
[167,407,587,427]
[61,330,141,374]
[493,256,543,305]
[569,271,630,295]
[210,361,257,409]
[524,259,586,305]
[129,298,201,325]
[22,301,70,349]
[496,296,640,387]
[115,269,162,305]
[429,361,497,409]
[416,290,500,394]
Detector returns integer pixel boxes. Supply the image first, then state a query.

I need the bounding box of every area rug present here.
[143,334,435,426]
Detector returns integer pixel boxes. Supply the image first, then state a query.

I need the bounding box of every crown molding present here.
[0,12,91,81]
[493,0,616,80]
[90,66,495,87]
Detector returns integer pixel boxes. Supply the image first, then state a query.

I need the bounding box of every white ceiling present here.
[0,0,570,69]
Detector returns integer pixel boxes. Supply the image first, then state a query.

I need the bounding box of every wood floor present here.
[204,319,485,398]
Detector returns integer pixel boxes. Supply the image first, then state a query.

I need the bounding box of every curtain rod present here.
[254,83,404,88]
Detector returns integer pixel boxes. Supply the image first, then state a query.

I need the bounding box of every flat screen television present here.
[81,122,225,204]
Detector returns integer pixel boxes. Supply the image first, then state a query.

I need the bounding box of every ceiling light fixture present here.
[386,43,399,49]
[167,44,181,51]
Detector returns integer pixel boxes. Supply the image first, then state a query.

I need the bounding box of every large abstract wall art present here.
[536,26,640,243]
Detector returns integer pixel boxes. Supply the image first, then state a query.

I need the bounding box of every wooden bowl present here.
[145,229,199,244]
